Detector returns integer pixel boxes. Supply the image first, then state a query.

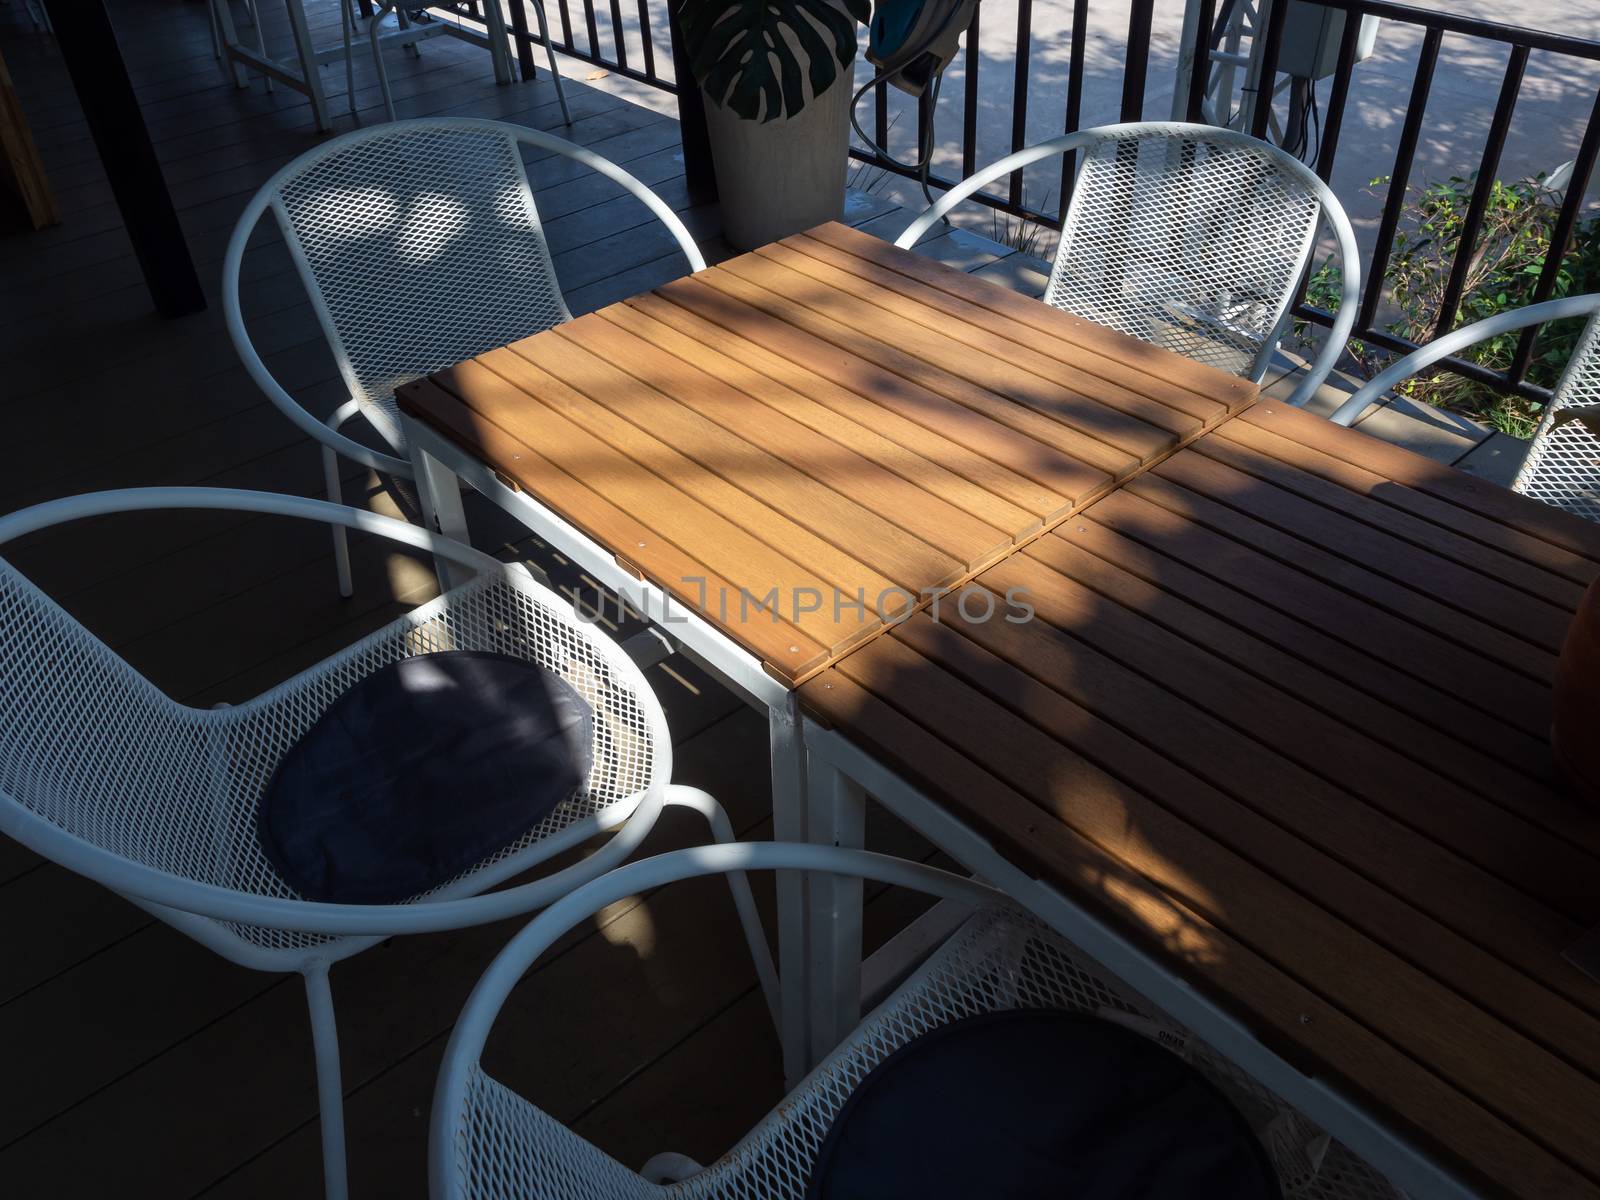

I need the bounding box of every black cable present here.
[850,57,948,211]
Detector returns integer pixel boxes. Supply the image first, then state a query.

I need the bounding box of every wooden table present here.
[395,219,1257,1085]
[801,397,1600,1199]
[398,221,1254,682]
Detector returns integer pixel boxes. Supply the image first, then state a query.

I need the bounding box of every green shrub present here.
[1301,173,1600,438]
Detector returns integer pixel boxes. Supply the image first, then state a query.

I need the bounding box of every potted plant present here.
[678,0,869,248]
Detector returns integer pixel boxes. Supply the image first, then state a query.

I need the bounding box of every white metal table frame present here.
[401,415,830,1087]
[210,0,514,132]
[801,717,1486,1200]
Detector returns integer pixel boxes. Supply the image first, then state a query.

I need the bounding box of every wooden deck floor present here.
[0,3,943,1195]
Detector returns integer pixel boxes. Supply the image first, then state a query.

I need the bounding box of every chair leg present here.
[531,1,571,126]
[370,3,398,122]
[341,0,357,120]
[322,444,355,598]
[246,0,273,93]
[395,3,420,56]
[665,786,781,1033]
[303,966,350,1200]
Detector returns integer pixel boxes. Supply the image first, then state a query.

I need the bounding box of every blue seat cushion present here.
[807,1009,1281,1199]
[257,650,593,904]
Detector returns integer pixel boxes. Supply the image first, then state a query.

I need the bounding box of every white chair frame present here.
[0,488,775,1200]
[1328,294,1600,522]
[896,121,1361,410]
[223,117,707,597]
[430,842,1402,1200]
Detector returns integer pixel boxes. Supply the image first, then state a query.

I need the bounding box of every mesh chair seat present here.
[449,909,1401,1200]
[0,562,658,965]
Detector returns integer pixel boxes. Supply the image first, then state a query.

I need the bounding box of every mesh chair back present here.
[0,563,658,959]
[1048,131,1322,377]
[1513,312,1600,522]
[269,120,572,445]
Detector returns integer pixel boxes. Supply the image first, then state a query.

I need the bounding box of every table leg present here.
[805,754,866,1065]
[410,442,475,594]
[283,0,333,131]
[769,691,810,1089]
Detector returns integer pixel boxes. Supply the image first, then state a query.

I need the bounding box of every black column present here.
[43,0,206,317]
[666,1,716,203]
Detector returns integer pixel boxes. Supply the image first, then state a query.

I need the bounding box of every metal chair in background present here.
[358,3,570,124]
[1329,294,1600,523]
[897,121,1361,409]
[0,488,775,1200]
[222,118,707,597]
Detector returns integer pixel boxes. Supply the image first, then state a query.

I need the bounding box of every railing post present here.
[506,1,538,79]
[43,0,204,318]
[667,1,717,203]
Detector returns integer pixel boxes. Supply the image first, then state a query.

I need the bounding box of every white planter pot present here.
[702,75,852,251]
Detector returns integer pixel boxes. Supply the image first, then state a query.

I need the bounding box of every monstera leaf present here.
[680,0,871,122]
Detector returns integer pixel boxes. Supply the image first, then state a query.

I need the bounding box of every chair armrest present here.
[1327,294,1600,426]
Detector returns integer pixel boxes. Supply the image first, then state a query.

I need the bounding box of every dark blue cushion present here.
[257,651,593,904]
[807,1009,1281,1199]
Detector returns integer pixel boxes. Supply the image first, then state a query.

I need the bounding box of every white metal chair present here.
[1329,294,1600,523]
[223,117,707,597]
[0,488,776,1200]
[429,842,1402,1200]
[896,122,1361,409]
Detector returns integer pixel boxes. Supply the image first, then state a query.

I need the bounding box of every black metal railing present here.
[1202,0,1600,402]
[850,0,1164,226]
[432,0,673,90]
[455,0,1600,401]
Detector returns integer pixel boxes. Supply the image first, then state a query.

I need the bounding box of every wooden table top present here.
[396,221,1255,685]
[801,397,1600,1198]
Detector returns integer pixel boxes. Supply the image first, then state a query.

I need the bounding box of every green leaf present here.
[679,0,859,122]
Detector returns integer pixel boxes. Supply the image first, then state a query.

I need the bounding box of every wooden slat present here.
[509,329,965,594]
[665,270,1144,481]
[1047,511,1568,807]
[1088,484,1555,740]
[775,232,1234,425]
[750,240,1216,437]
[604,296,1051,536]
[1215,410,1600,597]
[1236,401,1600,566]
[807,221,1259,410]
[399,375,837,680]
[992,544,1600,907]
[802,652,1600,1199]
[548,314,1012,573]
[890,610,1600,1169]
[974,555,1600,996]
[1133,462,1560,687]
[1157,445,1575,655]
[714,251,1188,461]
[645,279,1108,507]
